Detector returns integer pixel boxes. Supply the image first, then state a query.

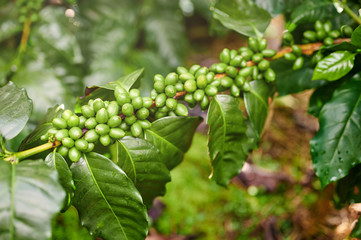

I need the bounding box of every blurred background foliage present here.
[1,0,357,239]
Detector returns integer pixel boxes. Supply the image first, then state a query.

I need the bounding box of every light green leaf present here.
[0,81,32,140]
[310,77,361,187]
[0,159,65,240]
[71,153,148,240]
[112,137,171,208]
[312,51,356,81]
[207,95,249,187]
[212,0,271,37]
[145,116,202,170]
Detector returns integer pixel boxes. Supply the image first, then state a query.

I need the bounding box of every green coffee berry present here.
[242,81,251,91]
[240,48,253,61]
[235,75,245,87]
[341,25,353,37]
[107,101,119,116]
[175,103,188,116]
[62,137,75,148]
[88,99,94,107]
[258,59,270,71]
[206,72,215,84]
[62,109,73,121]
[40,134,48,141]
[52,118,67,129]
[155,111,167,119]
[205,85,218,96]
[314,20,324,32]
[248,37,259,52]
[292,45,302,56]
[282,32,294,45]
[239,67,253,77]
[131,122,143,137]
[86,143,95,152]
[221,76,233,88]
[79,116,86,128]
[165,85,176,98]
[168,111,177,116]
[166,98,178,110]
[177,66,188,75]
[154,74,165,82]
[252,66,259,80]
[84,129,99,143]
[93,99,105,113]
[252,53,263,63]
[209,63,217,72]
[57,146,69,157]
[120,122,129,131]
[129,89,141,99]
[175,82,184,92]
[142,97,153,108]
[303,31,317,42]
[210,79,221,87]
[184,93,196,105]
[109,128,125,140]
[155,93,167,107]
[189,64,201,75]
[154,80,165,93]
[132,97,143,110]
[158,106,169,113]
[69,147,81,162]
[193,89,205,102]
[138,120,152,129]
[75,139,88,152]
[311,51,323,66]
[95,123,110,136]
[195,67,209,78]
[219,48,231,64]
[104,101,110,108]
[257,73,263,80]
[122,103,134,117]
[258,38,267,51]
[165,72,178,86]
[215,63,228,73]
[328,30,340,39]
[230,84,241,97]
[316,30,327,41]
[180,72,195,82]
[230,55,243,67]
[230,49,238,59]
[284,52,296,61]
[226,66,238,78]
[107,115,121,128]
[96,108,109,124]
[200,96,209,111]
[115,86,131,106]
[136,107,150,120]
[85,117,97,129]
[67,115,80,128]
[324,37,334,45]
[262,49,277,58]
[150,89,158,100]
[55,129,69,141]
[184,79,197,93]
[69,127,82,140]
[99,135,111,146]
[264,68,276,82]
[293,56,304,70]
[125,115,137,125]
[196,75,208,89]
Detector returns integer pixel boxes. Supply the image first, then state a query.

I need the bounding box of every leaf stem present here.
[334,0,361,25]
[3,141,61,165]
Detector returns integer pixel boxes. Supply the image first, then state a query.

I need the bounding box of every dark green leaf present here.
[289,0,334,26]
[207,95,249,187]
[312,51,356,81]
[45,151,75,211]
[273,58,324,96]
[334,165,361,208]
[112,137,171,208]
[244,80,272,141]
[71,153,148,240]
[145,116,202,170]
[308,81,343,117]
[0,159,65,240]
[310,77,361,187]
[321,41,358,53]
[352,215,361,238]
[19,105,63,152]
[0,81,32,140]
[212,0,271,37]
[351,25,361,48]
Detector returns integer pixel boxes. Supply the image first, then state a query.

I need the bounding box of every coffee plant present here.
[2,0,361,239]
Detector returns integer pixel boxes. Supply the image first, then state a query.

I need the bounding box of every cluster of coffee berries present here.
[16,0,44,23]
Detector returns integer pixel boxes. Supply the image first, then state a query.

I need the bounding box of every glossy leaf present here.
[273,58,324,96]
[0,81,32,140]
[351,25,361,49]
[71,153,148,240]
[289,0,334,26]
[334,165,361,208]
[0,159,65,240]
[312,51,356,81]
[45,151,75,211]
[145,116,202,170]
[112,137,171,208]
[212,0,271,37]
[310,77,361,187]
[207,95,249,187]
[321,41,358,53]
[18,105,63,152]
[244,80,272,141]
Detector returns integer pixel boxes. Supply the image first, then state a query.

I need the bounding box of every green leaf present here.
[312,51,356,81]
[18,105,63,152]
[71,153,148,240]
[0,81,32,140]
[112,137,171,208]
[76,68,144,108]
[310,77,361,187]
[45,151,75,211]
[289,0,334,26]
[273,58,324,96]
[145,116,202,170]
[212,0,271,37]
[244,80,272,141]
[334,165,361,208]
[207,95,249,187]
[0,159,65,240]
[351,25,361,49]
[254,0,285,17]
[321,41,358,53]
[352,215,361,238]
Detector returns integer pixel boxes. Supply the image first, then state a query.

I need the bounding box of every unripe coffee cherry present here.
[109,128,125,140]
[136,107,149,120]
[93,99,105,112]
[132,97,143,110]
[165,72,178,86]
[67,115,80,128]
[175,103,188,116]
[107,101,119,116]
[122,103,134,117]
[165,85,176,98]
[62,137,74,148]
[166,98,177,110]
[55,129,69,141]
[62,109,73,121]
[84,129,99,143]
[95,124,110,136]
[85,117,97,129]
[184,80,197,93]
[69,127,83,140]
[129,89,141,99]
[75,139,88,152]
[96,108,109,124]
[57,146,69,157]
[131,122,143,137]
[52,118,67,129]
[196,75,207,89]
[69,147,81,162]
